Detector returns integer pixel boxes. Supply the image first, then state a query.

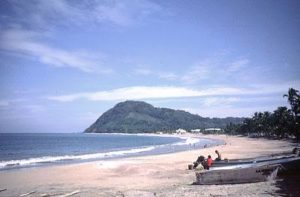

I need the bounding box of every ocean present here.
[0,133,222,170]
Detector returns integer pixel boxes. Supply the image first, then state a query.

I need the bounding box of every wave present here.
[0,146,155,169]
[173,136,200,146]
[0,135,220,170]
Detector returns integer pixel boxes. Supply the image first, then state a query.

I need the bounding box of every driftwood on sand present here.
[40,194,51,197]
[59,190,80,197]
[40,190,80,197]
[19,191,36,196]
[40,193,63,197]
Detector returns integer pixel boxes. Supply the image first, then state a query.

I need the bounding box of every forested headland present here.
[84,101,244,133]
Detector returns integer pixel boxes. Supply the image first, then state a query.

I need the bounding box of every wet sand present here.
[0,134,296,197]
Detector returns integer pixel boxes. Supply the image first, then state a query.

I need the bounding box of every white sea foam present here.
[0,146,155,169]
[172,136,200,146]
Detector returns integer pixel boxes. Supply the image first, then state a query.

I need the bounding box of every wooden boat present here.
[259,156,300,173]
[195,163,280,185]
[212,154,299,167]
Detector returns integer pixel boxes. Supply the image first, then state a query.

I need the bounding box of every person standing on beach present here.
[215,150,222,161]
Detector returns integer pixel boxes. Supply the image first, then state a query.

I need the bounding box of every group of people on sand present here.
[193,150,222,170]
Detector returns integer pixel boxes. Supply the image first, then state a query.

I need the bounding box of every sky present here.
[0,0,299,133]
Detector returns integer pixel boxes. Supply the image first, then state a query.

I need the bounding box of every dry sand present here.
[0,134,296,197]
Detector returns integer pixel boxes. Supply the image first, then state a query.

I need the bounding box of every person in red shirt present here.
[206,155,213,170]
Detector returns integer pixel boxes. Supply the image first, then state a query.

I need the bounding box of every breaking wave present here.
[0,146,155,169]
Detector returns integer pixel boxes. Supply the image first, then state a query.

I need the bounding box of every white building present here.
[175,128,187,134]
[204,128,222,132]
[191,129,201,133]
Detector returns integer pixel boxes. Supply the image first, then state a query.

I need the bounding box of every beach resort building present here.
[204,128,222,133]
[175,128,187,134]
[190,129,201,133]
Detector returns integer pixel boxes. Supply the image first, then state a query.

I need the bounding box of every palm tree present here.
[284,88,300,117]
[284,88,300,141]
[272,107,294,138]
[262,111,273,137]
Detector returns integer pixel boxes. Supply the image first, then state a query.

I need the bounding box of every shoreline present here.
[0,134,296,196]
[0,133,223,171]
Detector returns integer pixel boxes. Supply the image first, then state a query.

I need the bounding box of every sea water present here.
[0,133,222,170]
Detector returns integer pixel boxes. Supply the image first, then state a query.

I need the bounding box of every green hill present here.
[84,100,244,133]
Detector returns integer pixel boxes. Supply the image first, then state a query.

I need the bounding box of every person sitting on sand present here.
[203,155,213,170]
[193,155,205,169]
[206,155,213,169]
[194,162,204,171]
[215,150,222,161]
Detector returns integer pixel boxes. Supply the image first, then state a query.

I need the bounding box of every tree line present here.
[224,88,300,141]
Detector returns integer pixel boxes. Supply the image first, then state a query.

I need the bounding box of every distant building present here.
[175,128,187,134]
[191,129,201,133]
[204,128,222,132]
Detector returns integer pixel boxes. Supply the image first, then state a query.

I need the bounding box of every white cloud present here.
[10,0,86,28]
[180,57,249,85]
[0,99,24,108]
[81,112,103,122]
[250,80,300,95]
[181,65,211,84]
[185,97,291,118]
[133,67,177,80]
[1,1,163,73]
[47,81,300,103]
[133,56,249,84]
[158,72,177,80]
[182,106,278,118]
[94,0,162,26]
[48,86,202,102]
[0,100,10,107]
[179,96,282,118]
[227,58,249,72]
[4,0,163,29]
[0,28,110,73]
[47,86,259,102]
[134,68,153,75]
[201,97,240,107]
[23,105,45,113]
[0,98,44,113]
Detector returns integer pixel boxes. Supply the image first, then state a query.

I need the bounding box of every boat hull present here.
[195,164,279,185]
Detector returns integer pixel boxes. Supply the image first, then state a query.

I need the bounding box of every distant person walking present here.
[215,150,222,161]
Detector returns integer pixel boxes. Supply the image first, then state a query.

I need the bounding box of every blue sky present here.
[0,0,299,133]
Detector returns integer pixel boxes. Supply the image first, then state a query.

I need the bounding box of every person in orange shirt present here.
[206,155,213,170]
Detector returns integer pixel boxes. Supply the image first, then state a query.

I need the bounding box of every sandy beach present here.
[0,134,296,197]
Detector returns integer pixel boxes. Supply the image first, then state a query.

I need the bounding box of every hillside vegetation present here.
[84,101,244,133]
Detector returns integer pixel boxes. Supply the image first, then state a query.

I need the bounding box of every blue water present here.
[0,133,222,170]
